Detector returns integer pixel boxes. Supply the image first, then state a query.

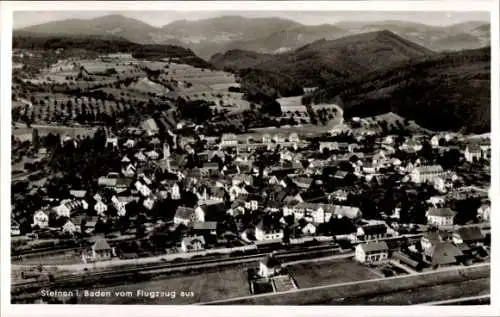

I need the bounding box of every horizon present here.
[13,11,490,29]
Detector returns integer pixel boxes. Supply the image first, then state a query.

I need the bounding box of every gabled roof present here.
[92,237,111,251]
[175,206,195,220]
[454,227,484,242]
[427,207,456,217]
[360,223,387,235]
[427,242,463,266]
[182,235,206,246]
[358,241,389,253]
[193,222,218,231]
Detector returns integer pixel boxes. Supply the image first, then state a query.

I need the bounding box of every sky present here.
[13,10,490,29]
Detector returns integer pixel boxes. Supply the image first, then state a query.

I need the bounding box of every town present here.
[9,12,491,306]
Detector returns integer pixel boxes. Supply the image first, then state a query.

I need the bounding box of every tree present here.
[32,128,40,150]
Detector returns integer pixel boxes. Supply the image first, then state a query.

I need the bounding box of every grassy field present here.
[288,259,380,288]
[330,277,490,305]
[78,266,251,304]
[208,264,490,305]
[12,124,99,141]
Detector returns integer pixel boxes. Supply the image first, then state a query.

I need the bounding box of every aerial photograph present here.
[9,8,491,305]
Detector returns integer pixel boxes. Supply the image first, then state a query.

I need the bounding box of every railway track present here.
[12,244,345,291]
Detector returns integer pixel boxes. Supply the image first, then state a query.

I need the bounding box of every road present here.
[196,262,490,305]
[415,294,490,306]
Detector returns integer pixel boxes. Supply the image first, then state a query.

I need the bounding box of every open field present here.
[288,258,380,288]
[203,264,490,305]
[237,124,331,141]
[334,277,490,305]
[12,124,99,142]
[78,266,251,304]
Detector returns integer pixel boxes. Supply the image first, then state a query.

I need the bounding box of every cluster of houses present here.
[355,225,489,270]
[13,115,491,265]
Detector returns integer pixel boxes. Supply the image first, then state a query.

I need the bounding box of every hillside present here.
[210,49,274,71]
[17,15,490,58]
[12,34,212,69]
[311,47,490,133]
[335,20,490,52]
[18,14,159,44]
[214,30,434,87]
[161,16,301,42]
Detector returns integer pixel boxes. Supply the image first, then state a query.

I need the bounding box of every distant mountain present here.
[310,47,490,133]
[335,19,490,52]
[161,16,302,42]
[18,14,158,44]
[18,15,490,58]
[210,49,273,71]
[213,30,434,87]
[12,34,212,69]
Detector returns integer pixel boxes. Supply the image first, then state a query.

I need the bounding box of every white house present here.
[426,208,456,227]
[259,254,281,278]
[477,204,490,222]
[355,242,389,264]
[143,197,156,210]
[220,133,238,147]
[411,165,445,183]
[180,236,206,252]
[301,223,317,235]
[62,220,78,235]
[255,219,284,241]
[33,210,49,228]
[464,144,482,162]
[170,183,181,200]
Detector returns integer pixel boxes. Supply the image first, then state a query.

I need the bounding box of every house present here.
[464,144,482,162]
[193,222,218,236]
[11,220,21,236]
[62,220,78,235]
[141,118,159,136]
[220,133,238,147]
[355,242,389,264]
[357,224,388,241]
[477,204,490,222]
[430,135,441,147]
[122,164,136,177]
[174,206,205,226]
[124,139,137,148]
[399,139,422,152]
[82,237,115,263]
[332,205,362,220]
[427,196,446,207]
[452,227,484,245]
[424,242,463,268]
[293,177,313,189]
[69,190,87,199]
[134,181,151,197]
[362,164,378,174]
[259,254,282,278]
[426,208,455,227]
[410,165,445,183]
[143,197,156,210]
[94,200,108,216]
[255,218,284,241]
[421,230,450,252]
[181,236,206,252]
[301,222,317,235]
[33,210,49,228]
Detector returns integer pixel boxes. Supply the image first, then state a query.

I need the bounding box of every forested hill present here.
[212,30,434,87]
[310,46,491,133]
[12,33,213,69]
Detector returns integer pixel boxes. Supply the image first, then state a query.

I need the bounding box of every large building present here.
[410,165,445,183]
[426,207,456,227]
[355,242,389,264]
